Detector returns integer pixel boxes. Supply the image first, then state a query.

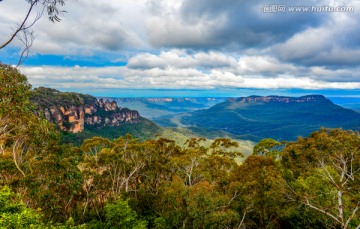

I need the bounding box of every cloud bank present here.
[21,50,360,90]
[1,0,360,92]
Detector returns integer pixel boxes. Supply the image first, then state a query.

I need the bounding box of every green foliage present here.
[61,117,163,146]
[282,128,360,229]
[0,63,33,115]
[253,138,283,159]
[210,138,243,158]
[280,205,328,229]
[0,186,44,228]
[0,64,60,179]
[231,155,287,228]
[30,87,97,109]
[104,198,147,229]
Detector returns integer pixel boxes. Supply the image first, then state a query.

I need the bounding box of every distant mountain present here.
[28,88,255,154]
[100,97,226,120]
[179,95,360,141]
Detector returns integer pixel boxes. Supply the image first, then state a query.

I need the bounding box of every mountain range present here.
[101,97,226,119]
[30,88,360,144]
[177,95,360,141]
[29,87,254,155]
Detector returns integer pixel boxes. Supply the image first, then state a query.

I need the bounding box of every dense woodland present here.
[1,64,360,228]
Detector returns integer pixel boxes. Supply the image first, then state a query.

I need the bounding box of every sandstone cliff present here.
[31,87,140,133]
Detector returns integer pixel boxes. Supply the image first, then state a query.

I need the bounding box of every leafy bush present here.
[0,186,44,228]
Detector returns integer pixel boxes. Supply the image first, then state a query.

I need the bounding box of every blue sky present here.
[1,0,360,97]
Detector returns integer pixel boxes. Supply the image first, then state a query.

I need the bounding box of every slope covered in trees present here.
[1,64,360,228]
[29,86,162,143]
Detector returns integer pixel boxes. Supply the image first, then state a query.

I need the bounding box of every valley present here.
[2,66,360,228]
[104,95,360,142]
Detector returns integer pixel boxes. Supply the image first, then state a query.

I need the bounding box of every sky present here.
[1,0,360,97]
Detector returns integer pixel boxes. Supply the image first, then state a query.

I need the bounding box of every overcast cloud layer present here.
[1,0,360,94]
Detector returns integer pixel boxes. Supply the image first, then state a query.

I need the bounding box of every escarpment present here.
[30,87,140,133]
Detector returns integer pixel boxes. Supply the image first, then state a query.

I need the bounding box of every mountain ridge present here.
[99,97,226,120]
[228,95,328,103]
[179,95,360,141]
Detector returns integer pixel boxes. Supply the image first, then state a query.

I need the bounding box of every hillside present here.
[29,88,255,154]
[180,95,360,141]
[30,87,163,143]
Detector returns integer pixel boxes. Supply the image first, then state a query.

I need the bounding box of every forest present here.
[1,64,360,228]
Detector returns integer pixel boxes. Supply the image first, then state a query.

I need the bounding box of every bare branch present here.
[237,204,253,229]
[237,210,247,229]
[317,159,338,188]
[228,190,238,206]
[23,6,45,30]
[1,1,64,65]
[12,140,26,177]
[303,197,341,224]
[16,29,35,67]
[0,1,36,49]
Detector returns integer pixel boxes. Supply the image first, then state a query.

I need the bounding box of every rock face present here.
[31,87,140,133]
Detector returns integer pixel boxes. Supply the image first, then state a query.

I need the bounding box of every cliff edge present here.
[30,87,140,133]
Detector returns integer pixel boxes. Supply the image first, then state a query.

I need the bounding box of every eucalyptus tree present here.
[282,129,360,229]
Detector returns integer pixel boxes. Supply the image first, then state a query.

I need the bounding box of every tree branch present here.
[0,1,37,49]
[317,159,338,188]
[303,197,341,225]
[16,29,35,67]
[12,140,26,177]
[344,204,359,229]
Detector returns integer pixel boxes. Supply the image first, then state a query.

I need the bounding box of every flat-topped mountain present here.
[228,95,327,103]
[180,95,360,141]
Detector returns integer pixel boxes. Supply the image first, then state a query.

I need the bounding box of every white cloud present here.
[0,0,147,55]
[2,0,360,94]
[236,56,297,75]
[127,50,237,69]
[274,10,360,65]
[274,26,333,61]
[20,51,360,90]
